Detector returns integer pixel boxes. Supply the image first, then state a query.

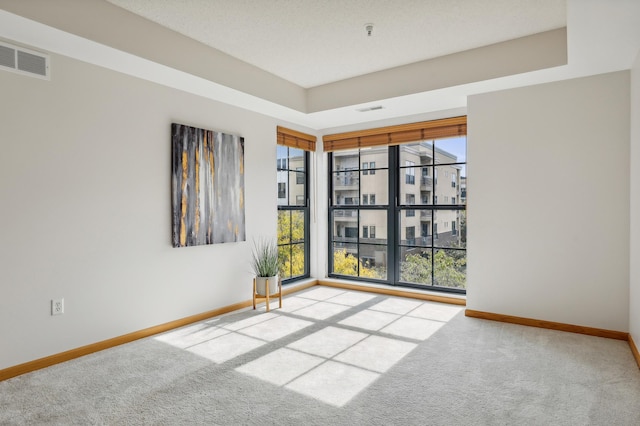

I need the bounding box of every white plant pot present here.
[255,275,279,296]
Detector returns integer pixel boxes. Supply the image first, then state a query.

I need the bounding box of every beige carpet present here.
[2,286,640,425]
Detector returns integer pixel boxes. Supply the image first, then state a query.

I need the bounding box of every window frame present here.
[325,116,466,294]
[277,126,315,284]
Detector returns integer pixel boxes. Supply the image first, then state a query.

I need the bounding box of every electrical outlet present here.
[51,298,64,316]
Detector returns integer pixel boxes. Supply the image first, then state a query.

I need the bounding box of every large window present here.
[277,127,315,282]
[325,117,467,293]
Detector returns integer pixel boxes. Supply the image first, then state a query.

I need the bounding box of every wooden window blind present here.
[277,126,317,152]
[322,116,467,152]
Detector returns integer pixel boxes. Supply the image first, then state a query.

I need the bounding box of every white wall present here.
[0,53,316,370]
[630,52,640,344]
[467,71,630,332]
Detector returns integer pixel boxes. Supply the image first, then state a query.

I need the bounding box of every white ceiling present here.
[0,0,640,130]
[105,0,567,88]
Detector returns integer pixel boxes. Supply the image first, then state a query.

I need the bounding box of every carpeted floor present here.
[2,286,640,425]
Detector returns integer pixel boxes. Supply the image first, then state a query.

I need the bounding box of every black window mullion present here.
[389,145,399,285]
[327,152,335,275]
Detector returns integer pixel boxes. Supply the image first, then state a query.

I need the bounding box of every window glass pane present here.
[277,179,288,206]
[277,210,290,244]
[360,146,388,168]
[277,145,288,169]
[362,162,369,175]
[434,249,466,289]
[361,169,388,205]
[289,171,305,205]
[359,244,387,280]
[399,141,434,166]
[332,209,358,243]
[332,149,359,171]
[290,243,305,278]
[434,136,466,164]
[399,247,432,286]
[288,148,304,168]
[332,243,358,276]
[433,210,466,249]
[278,210,306,280]
[291,210,305,243]
[332,171,359,205]
[400,165,419,205]
[278,245,291,279]
[434,165,460,205]
[359,210,387,244]
[400,210,432,247]
[416,166,434,205]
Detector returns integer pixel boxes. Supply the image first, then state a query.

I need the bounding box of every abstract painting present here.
[171,123,245,247]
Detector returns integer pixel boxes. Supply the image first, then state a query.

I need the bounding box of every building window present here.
[345,227,358,238]
[405,226,415,244]
[406,194,415,217]
[421,223,430,237]
[362,162,369,175]
[296,167,304,184]
[277,158,288,170]
[405,161,415,185]
[278,182,286,199]
[327,118,466,293]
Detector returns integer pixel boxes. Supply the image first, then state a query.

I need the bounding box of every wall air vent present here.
[0,41,49,79]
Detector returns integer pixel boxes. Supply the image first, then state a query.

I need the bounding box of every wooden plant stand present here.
[252,276,282,312]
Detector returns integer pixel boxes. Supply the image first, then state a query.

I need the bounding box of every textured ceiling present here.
[105,0,567,88]
[2,0,639,129]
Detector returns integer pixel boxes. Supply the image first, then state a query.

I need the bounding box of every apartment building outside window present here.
[325,117,467,293]
[276,127,315,283]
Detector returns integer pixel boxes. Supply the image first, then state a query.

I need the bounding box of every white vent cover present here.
[0,41,49,79]
[356,105,384,112]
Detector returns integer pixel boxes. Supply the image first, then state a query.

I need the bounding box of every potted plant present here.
[250,237,280,296]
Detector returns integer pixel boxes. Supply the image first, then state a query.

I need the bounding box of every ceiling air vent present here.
[0,41,49,79]
[356,105,384,112]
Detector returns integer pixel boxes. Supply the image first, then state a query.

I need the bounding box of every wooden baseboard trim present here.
[630,335,640,369]
[0,281,317,382]
[465,309,628,341]
[317,280,466,306]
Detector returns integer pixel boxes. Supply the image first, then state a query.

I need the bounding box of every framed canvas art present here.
[171,123,245,247]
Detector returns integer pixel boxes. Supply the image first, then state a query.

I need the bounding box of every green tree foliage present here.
[332,249,385,279]
[400,253,432,284]
[433,250,466,288]
[277,211,305,278]
[401,250,466,288]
